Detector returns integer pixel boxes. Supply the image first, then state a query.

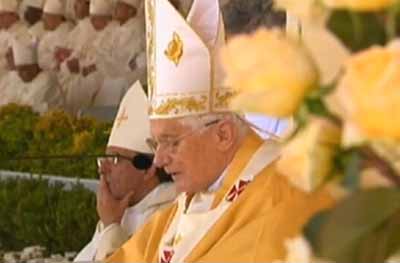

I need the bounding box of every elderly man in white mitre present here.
[0,0,29,78]
[74,81,177,262]
[106,0,334,262]
[12,37,64,113]
[38,0,73,71]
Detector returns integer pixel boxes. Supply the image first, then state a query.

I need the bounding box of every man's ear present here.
[215,120,236,152]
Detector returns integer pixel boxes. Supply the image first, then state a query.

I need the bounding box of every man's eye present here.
[171,140,180,147]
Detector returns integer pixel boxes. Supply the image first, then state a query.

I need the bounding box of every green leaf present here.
[357,210,400,262]
[342,149,362,191]
[304,188,400,262]
[328,10,387,52]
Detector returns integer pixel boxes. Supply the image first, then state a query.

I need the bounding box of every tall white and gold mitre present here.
[145,0,233,119]
[108,81,152,154]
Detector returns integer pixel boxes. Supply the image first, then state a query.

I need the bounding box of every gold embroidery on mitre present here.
[164,32,183,66]
[214,90,237,109]
[173,234,182,246]
[145,0,156,98]
[152,96,207,115]
[116,107,129,128]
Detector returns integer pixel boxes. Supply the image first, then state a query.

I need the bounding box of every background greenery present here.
[0,104,110,253]
[0,177,97,254]
[0,104,112,179]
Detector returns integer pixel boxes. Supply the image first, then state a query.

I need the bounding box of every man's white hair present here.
[178,112,249,138]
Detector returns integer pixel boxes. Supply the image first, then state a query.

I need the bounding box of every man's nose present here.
[153,146,171,169]
[98,160,112,175]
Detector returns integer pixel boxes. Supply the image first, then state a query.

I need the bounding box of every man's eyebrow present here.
[158,133,179,140]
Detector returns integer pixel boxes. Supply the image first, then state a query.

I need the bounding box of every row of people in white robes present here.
[0,0,146,114]
[0,37,62,113]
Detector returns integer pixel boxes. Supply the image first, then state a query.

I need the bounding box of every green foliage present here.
[293,84,338,136]
[0,177,97,254]
[0,104,39,160]
[304,188,400,262]
[334,148,363,191]
[328,10,387,52]
[0,104,111,179]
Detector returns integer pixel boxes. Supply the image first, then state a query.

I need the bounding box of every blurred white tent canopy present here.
[245,113,293,139]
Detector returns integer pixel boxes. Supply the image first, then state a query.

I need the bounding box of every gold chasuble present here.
[106,132,334,262]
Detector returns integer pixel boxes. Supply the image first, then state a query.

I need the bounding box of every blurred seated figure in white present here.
[38,0,73,71]
[12,37,64,113]
[57,0,117,114]
[0,45,20,106]
[21,0,46,40]
[54,0,90,114]
[102,0,146,89]
[0,0,29,78]
[89,0,146,110]
[74,82,177,262]
[78,0,120,108]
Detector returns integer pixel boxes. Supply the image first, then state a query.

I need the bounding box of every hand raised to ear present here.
[96,175,135,227]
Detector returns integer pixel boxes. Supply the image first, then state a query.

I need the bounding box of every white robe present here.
[98,16,146,85]
[74,182,177,262]
[88,17,146,108]
[38,22,73,71]
[57,18,97,113]
[79,21,120,107]
[15,71,64,113]
[0,21,30,76]
[0,71,21,106]
[65,0,77,22]
[28,21,46,40]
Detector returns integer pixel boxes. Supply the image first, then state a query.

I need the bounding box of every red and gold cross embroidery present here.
[226,179,251,202]
[160,248,174,263]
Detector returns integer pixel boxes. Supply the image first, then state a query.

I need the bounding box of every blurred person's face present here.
[6,48,15,70]
[74,0,89,20]
[24,6,43,25]
[98,146,156,202]
[90,15,111,31]
[16,64,40,83]
[0,12,19,29]
[43,13,64,31]
[113,2,136,25]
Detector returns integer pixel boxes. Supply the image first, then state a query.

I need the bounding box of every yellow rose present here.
[276,117,341,192]
[221,29,318,117]
[300,21,351,85]
[331,42,400,140]
[322,0,395,11]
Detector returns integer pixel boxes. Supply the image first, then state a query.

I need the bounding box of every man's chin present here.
[174,180,187,194]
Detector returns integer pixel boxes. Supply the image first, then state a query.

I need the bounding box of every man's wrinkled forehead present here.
[150,118,188,139]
